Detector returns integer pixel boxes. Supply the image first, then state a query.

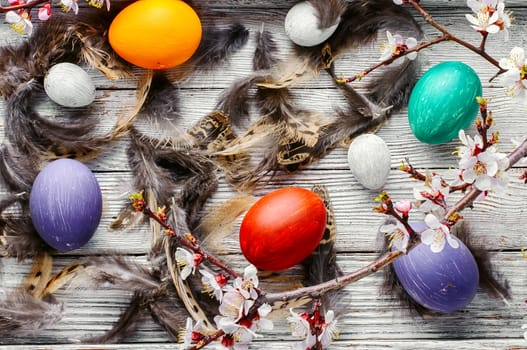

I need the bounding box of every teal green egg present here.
[408,61,482,144]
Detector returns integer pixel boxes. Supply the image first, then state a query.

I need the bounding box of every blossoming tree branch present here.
[0,0,110,35]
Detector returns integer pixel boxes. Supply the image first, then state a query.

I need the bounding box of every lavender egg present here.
[392,223,479,312]
[29,159,102,252]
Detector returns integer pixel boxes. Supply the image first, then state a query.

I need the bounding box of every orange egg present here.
[108,0,202,69]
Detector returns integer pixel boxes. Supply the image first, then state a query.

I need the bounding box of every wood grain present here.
[1,1,526,349]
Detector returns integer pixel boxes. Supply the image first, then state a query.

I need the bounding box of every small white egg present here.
[44,62,96,108]
[347,134,391,190]
[284,1,340,47]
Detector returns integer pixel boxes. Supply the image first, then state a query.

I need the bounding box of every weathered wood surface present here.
[1,0,527,349]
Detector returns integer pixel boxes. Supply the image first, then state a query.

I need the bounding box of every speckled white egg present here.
[44,62,96,108]
[284,1,340,47]
[347,134,391,190]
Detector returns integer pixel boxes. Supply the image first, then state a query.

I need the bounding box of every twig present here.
[407,0,503,71]
[191,329,225,350]
[140,206,241,279]
[338,0,506,84]
[337,35,448,84]
[265,248,406,304]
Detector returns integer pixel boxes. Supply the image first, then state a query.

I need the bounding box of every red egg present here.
[239,187,326,271]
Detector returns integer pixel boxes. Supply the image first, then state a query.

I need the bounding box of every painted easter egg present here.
[408,61,482,144]
[239,187,327,271]
[347,134,391,190]
[29,159,103,252]
[109,0,202,69]
[284,1,340,47]
[44,63,95,107]
[392,222,479,312]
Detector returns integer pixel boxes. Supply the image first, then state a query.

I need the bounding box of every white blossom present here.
[466,0,511,39]
[215,302,273,348]
[200,269,224,301]
[174,248,198,280]
[318,310,340,347]
[379,31,418,62]
[179,318,206,349]
[5,11,33,35]
[38,4,51,21]
[287,309,313,338]
[458,129,484,164]
[218,289,247,321]
[287,308,339,350]
[413,174,449,216]
[380,221,410,252]
[499,47,527,105]
[393,0,404,4]
[214,265,273,349]
[60,0,79,14]
[420,214,458,253]
[459,145,509,192]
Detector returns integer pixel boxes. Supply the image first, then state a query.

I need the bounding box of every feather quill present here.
[215,28,276,126]
[69,256,160,291]
[164,236,216,331]
[5,80,103,159]
[149,287,194,341]
[43,262,86,296]
[22,252,53,299]
[170,22,250,82]
[0,254,60,336]
[303,185,340,285]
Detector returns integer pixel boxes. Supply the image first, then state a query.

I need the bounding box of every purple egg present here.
[29,159,102,252]
[392,222,479,312]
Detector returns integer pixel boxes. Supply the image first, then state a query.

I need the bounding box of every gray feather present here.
[308,0,347,29]
[0,292,63,336]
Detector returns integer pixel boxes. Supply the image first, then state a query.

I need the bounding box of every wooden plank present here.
[1,1,527,349]
[0,251,524,345]
[1,87,526,173]
[2,167,525,256]
[2,5,525,89]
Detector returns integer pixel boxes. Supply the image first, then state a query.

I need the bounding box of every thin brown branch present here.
[143,207,241,279]
[265,248,406,303]
[407,0,504,72]
[338,0,508,85]
[337,35,448,84]
[506,137,527,168]
[479,32,489,51]
[192,329,225,350]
